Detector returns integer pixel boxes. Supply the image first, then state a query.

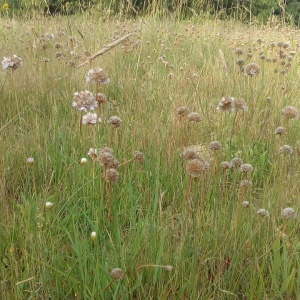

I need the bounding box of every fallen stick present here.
[77,33,133,68]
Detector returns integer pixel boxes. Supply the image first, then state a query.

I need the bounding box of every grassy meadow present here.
[1,12,300,299]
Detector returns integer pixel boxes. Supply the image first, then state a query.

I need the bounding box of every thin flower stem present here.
[118,158,135,167]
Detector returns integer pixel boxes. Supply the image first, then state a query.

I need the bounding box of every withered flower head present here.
[96,93,107,104]
[243,62,260,76]
[181,149,200,160]
[235,48,244,55]
[234,98,248,111]
[231,157,243,168]
[105,168,120,183]
[279,145,293,155]
[240,163,253,173]
[86,67,110,84]
[216,96,235,112]
[209,141,222,151]
[274,126,286,135]
[186,158,209,177]
[220,161,232,170]
[257,209,269,217]
[187,112,201,122]
[110,268,124,280]
[281,207,296,219]
[177,106,189,117]
[108,116,123,128]
[134,151,144,163]
[72,90,98,111]
[281,106,297,119]
[2,55,23,70]
[240,179,252,188]
[82,112,98,125]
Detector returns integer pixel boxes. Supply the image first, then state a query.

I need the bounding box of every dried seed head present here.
[242,201,249,207]
[209,141,222,151]
[216,96,235,112]
[235,48,244,55]
[240,179,252,188]
[181,149,200,160]
[186,158,209,177]
[2,54,23,70]
[134,151,144,163]
[281,106,297,119]
[243,62,260,76]
[220,161,232,170]
[240,163,253,173]
[110,268,124,280]
[281,207,296,219]
[96,93,107,104]
[279,145,293,155]
[82,112,98,125]
[257,209,270,217]
[98,152,115,167]
[177,106,189,117]
[187,112,201,122]
[86,67,110,84]
[108,116,123,128]
[234,98,248,111]
[236,59,245,66]
[105,168,120,183]
[72,90,97,111]
[231,157,243,168]
[274,127,286,135]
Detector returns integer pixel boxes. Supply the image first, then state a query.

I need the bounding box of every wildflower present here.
[72,91,98,111]
[2,55,23,70]
[96,93,107,104]
[45,202,53,210]
[26,157,35,166]
[108,116,122,128]
[240,179,252,188]
[235,48,244,55]
[110,268,124,280]
[80,158,87,165]
[134,151,144,163]
[98,151,115,167]
[86,67,110,84]
[177,106,189,117]
[242,201,249,207]
[236,59,245,67]
[231,157,243,168]
[181,149,200,160]
[216,96,235,112]
[87,148,101,161]
[90,231,97,240]
[186,158,209,177]
[187,112,201,122]
[220,161,232,170]
[281,207,296,219]
[240,163,253,173]
[105,168,120,183]
[257,209,270,217]
[281,106,297,119]
[82,112,99,125]
[274,127,286,135]
[2,3,9,10]
[279,145,293,155]
[234,98,248,111]
[209,141,222,151]
[243,62,260,76]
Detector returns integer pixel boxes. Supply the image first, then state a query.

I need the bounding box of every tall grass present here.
[1,12,300,299]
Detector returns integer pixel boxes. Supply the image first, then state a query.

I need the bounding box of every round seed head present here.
[234,98,248,111]
[231,157,243,168]
[187,112,201,122]
[281,207,296,219]
[134,151,144,163]
[177,106,189,117]
[108,116,122,128]
[240,163,253,173]
[181,149,200,160]
[105,168,120,183]
[72,90,97,111]
[240,179,252,188]
[274,127,286,135]
[82,112,98,125]
[243,62,260,76]
[209,141,222,151]
[110,268,124,280]
[186,158,209,177]
[242,201,249,207]
[216,96,235,112]
[281,106,297,119]
[86,67,110,84]
[96,93,107,104]
[235,48,244,55]
[220,161,232,170]
[279,145,293,155]
[257,209,270,217]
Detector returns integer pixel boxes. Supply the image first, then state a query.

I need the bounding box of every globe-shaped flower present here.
[2,55,23,70]
[72,90,98,111]
[86,67,110,84]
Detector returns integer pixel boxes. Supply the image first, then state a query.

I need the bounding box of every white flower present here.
[90,231,97,240]
[45,202,54,210]
[26,157,35,166]
[82,112,98,125]
[80,158,88,165]
[86,67,110,84]
[2,55,23,70]
[72,90,98,111]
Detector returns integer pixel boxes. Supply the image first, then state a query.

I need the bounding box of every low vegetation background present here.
[1,1,300,299]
